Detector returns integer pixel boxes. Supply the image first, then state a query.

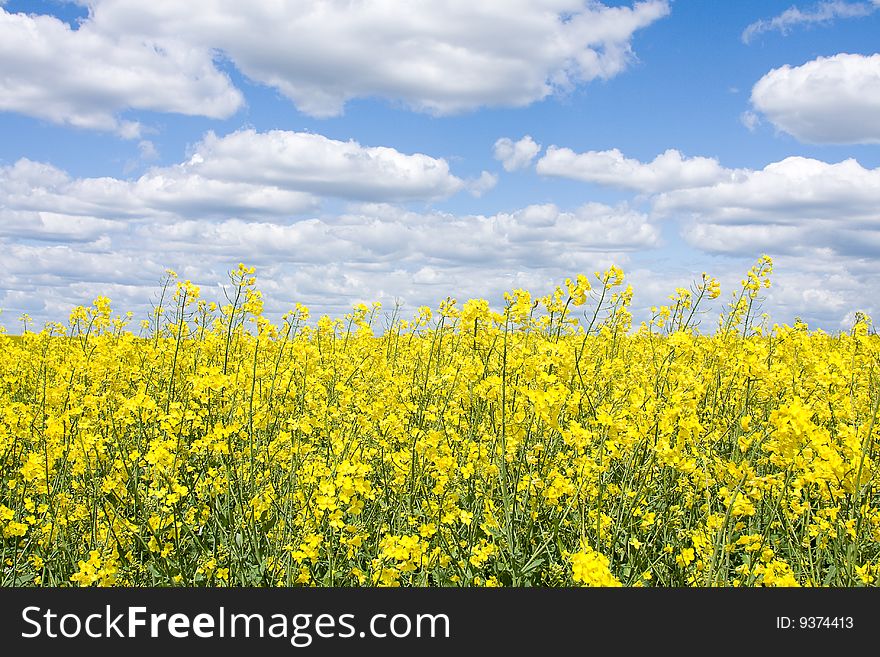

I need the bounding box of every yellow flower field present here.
[1,256,878,587]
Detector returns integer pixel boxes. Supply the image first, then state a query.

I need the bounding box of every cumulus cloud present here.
[130,203,659,266]
[0,129,468,225]
[0,126,660,328]
[468,171,499,197]
[66,0,669,118]
[5,146,878,332]
[0,210,123,243]
[754,256,879,331]
[0,198,659,329]
[651,157,880,281]
[0,158,319,221]
[124,140,161,174]
[0,7,243,136]
[742,1,877,44]
[527,143,880,326]
[640,255,878,333]
[655,156,880,226]
[493,136,542,172]
[185,129,465,202]
[138,141,159,161]
[750,53,880,144]
[740,111,760,132]
[526,147,880,327]
[536,147,735,192]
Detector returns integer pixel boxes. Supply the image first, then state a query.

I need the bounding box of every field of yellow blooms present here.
[1,256,879,587]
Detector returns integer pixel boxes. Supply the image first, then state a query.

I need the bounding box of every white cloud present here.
[750,53,880,144]
[0,210,123,243]
[536,147,734,192]
[468,171,499,197]
[530,142,872,229]
[185,129,465,202]
[0,158,319,221]
[663,256,877,332]
[138,141,159,161]
[0,129,467,224]
[129,203,659,266]
[742,1,877,44]
[681,223,801,255]
[0,8,243,136]
[493,136,542,172]
[553,150,880,329]
[758,257,878,330]
[0,127,659,328]
[740,110,760,132]
[0,194,659,328]
[655,156,880,226]
[650,157,880,306]
[543,150,880,328]
[124,140,160,173]
[7,192,875,334]
[73,0,669,118]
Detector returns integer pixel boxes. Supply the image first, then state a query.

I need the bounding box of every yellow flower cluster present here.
[1,257,878,587]
[568,546,622,587]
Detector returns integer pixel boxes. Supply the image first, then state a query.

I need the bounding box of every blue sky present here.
[2,0,880,332]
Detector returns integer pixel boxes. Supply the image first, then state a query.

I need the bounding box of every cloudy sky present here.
[2,0,880,332]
